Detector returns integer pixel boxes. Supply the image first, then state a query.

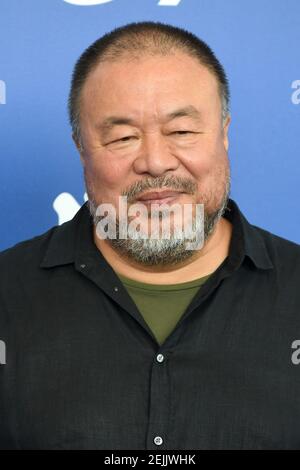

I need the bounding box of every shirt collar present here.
[39,198,274,271]
[223,198,274,270]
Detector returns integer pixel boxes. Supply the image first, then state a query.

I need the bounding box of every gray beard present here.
[87,175,231,266]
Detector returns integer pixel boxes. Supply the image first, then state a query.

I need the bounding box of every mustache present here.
[122,175,197,203]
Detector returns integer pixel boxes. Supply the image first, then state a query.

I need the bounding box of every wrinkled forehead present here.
[80,53,221,124]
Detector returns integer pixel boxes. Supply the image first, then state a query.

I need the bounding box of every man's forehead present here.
[96,105,203,131]
[81,55,220,127]
[84,52,217,93]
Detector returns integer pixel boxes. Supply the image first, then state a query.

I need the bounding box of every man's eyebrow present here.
[97,116,134,131]
[165,105,202,121]
[96,106,202,132]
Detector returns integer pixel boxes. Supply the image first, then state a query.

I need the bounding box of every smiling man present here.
[1,21,300,450]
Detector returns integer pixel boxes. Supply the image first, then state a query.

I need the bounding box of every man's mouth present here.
[136,190,184,205]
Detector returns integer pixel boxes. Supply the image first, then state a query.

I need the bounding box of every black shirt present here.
[0,198,300,450]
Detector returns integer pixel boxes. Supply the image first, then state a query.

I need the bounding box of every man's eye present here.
[171,131,194,135]
[115,136,135,143]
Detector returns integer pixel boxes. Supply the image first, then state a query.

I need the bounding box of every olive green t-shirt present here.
[116,272,211,345]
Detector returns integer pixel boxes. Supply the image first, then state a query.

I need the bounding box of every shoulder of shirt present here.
[0,225,57,271]
[0,225,59,312]
[249,223,300,273]
[0,203,88,276]
[0,215,77,279]
[252,223,300,250]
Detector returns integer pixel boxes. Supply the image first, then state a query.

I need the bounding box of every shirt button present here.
[154,436,163,446]
[156,353,164,363]
[80,263,86,269]
[113,286,119,292]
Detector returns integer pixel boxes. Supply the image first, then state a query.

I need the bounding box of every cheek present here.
[180,137,228,179]
[179,147,212,180]
[84,151,131,190]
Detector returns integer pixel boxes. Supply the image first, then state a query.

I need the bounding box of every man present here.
[0,21,300,450]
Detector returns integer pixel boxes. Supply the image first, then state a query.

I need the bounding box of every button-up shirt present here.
[0,198,300,449]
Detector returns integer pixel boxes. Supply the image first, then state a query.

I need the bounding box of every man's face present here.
[76,52,231,265]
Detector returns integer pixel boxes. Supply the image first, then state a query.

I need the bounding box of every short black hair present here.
[68,21,230,145]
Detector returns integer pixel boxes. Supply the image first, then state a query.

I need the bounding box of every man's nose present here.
[133,132,180,177]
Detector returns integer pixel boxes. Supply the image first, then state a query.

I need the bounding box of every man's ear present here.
[72,133,85,166]
[222,115,231,152]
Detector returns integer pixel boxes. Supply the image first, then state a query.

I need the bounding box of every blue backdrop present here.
[1,0,299,251]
